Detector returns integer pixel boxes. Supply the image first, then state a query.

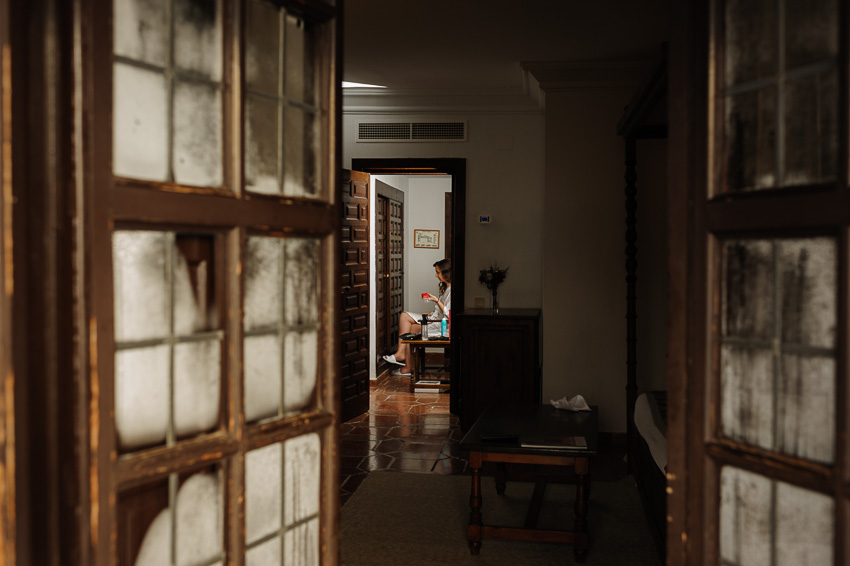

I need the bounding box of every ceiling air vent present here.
[357,121,467,143]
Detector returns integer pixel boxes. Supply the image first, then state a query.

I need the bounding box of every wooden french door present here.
[669,1,848,564]
[341,170,370,421]
[7,0,342,563]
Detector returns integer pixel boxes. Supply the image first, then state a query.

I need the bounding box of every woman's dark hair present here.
[434,258,451,295]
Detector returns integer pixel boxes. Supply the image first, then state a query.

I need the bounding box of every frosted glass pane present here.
[283,519,319,566]
[247,537,282,566]
[284,238,319,326]
[173,81,223,187]
[283,330,317,414]
[245,334,281,421]
[115,345,169,450]
[245,442,282,543]
[245,237,282,331]
[783,71,838,186]
[113,231,169,342]
[775,481,834,565]
[721,345,774,450]
[175,473,223,566]
[724,0,776,86]
[246,0,280,94]
[113,0,167,66]
[725,88,777,192]
[778,355,834,463]
[784,0,838,69]
[174,340,220,439]
[134,494,172,565]
[283,106,319,198]
[721,237,837,462]
[720,467,833,566]
[173,0,222,80]
[245,95,281,195]
[135,473,223,566]
[114,63,168,181]
[284,14,315,106]
[722,240,774,339]
[283,433,320,526]
[173,250,218,335]
[720,467,773,566]
[778,239,836,348]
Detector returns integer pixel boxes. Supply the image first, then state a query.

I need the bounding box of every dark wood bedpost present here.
[616,44,668,475]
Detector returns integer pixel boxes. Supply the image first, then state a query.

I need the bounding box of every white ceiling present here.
[342,0,670,94]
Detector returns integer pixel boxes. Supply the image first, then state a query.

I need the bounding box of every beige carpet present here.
[341,471,661,565]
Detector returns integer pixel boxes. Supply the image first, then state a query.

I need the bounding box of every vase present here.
[490,288,500,314]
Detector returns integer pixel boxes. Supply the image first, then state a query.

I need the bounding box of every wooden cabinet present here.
[455,308,541,430]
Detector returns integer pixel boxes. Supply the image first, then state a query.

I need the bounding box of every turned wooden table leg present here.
[407,344,422,391]
[467,452,483,554]
[573,457,590,562]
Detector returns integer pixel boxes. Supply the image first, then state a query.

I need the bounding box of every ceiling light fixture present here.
[342,81,387,89]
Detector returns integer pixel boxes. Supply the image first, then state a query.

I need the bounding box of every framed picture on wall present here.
[413,229,440,249]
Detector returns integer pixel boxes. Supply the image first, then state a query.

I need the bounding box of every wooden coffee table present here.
[459,404,598,562]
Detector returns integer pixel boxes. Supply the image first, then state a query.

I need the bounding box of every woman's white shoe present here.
[391,369,412,377]
[382,354,405,366]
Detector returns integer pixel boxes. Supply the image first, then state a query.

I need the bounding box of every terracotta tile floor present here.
[339,371,464,505]
[339,371,629,506]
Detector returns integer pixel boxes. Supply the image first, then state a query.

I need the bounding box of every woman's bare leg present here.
[391,313,420,366]
[398,349,416,374]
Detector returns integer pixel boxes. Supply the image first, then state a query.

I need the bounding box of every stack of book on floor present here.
[413,380,443,393]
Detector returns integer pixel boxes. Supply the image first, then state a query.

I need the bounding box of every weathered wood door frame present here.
[351,158,466,416]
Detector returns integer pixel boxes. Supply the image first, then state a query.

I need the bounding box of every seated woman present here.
[382,258,451,376]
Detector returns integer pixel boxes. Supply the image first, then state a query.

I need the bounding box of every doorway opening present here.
[351,158,466,416]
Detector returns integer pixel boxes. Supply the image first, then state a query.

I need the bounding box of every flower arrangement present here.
[480,264,508,313]
[479,264,509,290]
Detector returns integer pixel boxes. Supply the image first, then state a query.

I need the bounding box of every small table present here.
[459,404,598,562]
[398,336,450,392]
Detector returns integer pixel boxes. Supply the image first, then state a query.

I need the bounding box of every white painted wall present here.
[405,177,451,313]
[344,112,546,314]
[542,88,668,432]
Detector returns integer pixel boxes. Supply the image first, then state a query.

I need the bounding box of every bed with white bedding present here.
[631,390,667,560]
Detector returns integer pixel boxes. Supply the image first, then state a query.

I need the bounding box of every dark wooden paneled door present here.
[376,196,390,355]
[340,170,370,421]
[388,198,404,347]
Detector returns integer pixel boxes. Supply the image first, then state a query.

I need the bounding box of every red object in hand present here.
[421,293,429,299]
